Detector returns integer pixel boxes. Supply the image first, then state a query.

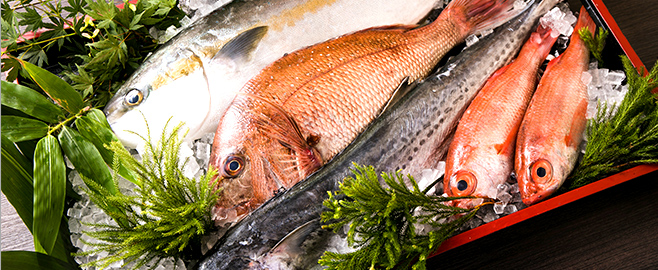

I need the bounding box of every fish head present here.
[516,146,574,205]
[209,96,323,227]
[445,168,497,209]
[104,50,222,149]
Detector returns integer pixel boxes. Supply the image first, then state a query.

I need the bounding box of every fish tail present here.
[526,24,559,61]
[445,0,528,35]
[572,6,596,43]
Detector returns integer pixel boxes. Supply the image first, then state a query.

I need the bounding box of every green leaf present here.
[58,126,117,194]
[0,251,78,270]
[1,134,34,229]
[19,59,85,114]
[85,108,111,129]
[1,81,65,123]
[1,116,49,142]
[33,135,66,255]
[76,114,137,184]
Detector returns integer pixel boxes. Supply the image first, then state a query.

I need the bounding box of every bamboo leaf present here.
[58,126,116,194]
[76,114,137,184]
[1,116,49,142]
[19,59,85,114]
[1,81,65,123]
[1,134,34,229]
[0,251,78,270]
[33,135,66,255]
[85,108,111,129]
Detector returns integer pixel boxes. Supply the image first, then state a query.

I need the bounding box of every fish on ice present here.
[515,6,595,205]
[197,1,559,269]
[208,0,528,226]
[443,23,558,209]
[103,0,443,149]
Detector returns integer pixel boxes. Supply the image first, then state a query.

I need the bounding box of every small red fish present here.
[209,0,524,225]
[444,23,558,209]
[515,6,595,205]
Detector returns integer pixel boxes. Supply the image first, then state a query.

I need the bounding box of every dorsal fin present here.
[215,26,269,63]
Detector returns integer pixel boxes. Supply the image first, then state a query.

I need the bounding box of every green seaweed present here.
[320,164,478,270]
[75,123,220,269]
[567,56,658,189]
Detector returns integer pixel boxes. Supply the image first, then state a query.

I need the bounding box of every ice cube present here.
[468,217,484,229]
[509,183,519,194]
[589,61,599,71]
[504,204,518,215]
[581,71,592,85]
[465,34,479,47]
[493,202,506,215]
[499,193,513,205]
[482,211,499,223]
[605,70,626,86]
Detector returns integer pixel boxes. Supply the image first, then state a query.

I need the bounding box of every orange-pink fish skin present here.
[209,0,522,225]
[443,24,558,209]
[515,6,596,205]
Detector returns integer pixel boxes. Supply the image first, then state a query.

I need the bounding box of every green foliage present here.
[76,124,221,269]
[1,251,78,270]
[33,135,67,254]
[1,0,186,107]
[567,56,658,188]
[320,164,478,270]
[579,26,609,66]
[0,58,130,264]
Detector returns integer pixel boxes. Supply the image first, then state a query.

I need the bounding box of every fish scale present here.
[197,0,559,269]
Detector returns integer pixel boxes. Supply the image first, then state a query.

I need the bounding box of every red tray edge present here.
[431,164,658,256]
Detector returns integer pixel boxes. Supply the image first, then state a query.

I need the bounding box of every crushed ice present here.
[585,61,628,119]
[540,5,578,38]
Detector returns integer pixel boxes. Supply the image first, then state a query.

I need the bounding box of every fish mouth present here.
[103,93,128,125]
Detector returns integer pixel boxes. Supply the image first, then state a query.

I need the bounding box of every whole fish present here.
[209,0,525,226]
[197,1,557,269]
[443,23,558,209]
[103,0,442,149]
[515,6,594,205]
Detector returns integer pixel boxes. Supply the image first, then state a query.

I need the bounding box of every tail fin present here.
[527,24,559,60]
[572,6,596,42]
[445,0,530,35]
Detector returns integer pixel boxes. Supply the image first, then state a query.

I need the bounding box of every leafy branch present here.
[75,124,221,270]
[320,164,478,270]
[579,26,609,66]
[567,56,658,188]
[1,0,186,107]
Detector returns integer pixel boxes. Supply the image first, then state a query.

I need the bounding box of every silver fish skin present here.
[103,0,440,149]
[196,0,558,269]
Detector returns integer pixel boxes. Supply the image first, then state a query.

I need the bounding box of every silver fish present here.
[196,0,557,269]
[103,0,440,149]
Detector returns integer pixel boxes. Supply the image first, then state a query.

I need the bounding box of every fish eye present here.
[223,155,244,177]
[451,170,476,196]
[125,89,143,106]
[530,159,553,184]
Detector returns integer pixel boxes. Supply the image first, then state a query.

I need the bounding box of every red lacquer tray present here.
[429,0,657,262]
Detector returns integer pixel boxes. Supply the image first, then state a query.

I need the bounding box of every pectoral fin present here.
[380,77,416,115]
[215,26,268,63]
[565,99,588,148]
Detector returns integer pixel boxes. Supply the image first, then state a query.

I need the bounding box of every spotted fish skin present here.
[197,1,559,269]
[209,0,527,227]
[443,23,558,209]
[515,6,595,205]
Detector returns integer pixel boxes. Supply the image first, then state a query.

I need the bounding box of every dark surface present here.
[603,0,658,70]
[428,171,658,269]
